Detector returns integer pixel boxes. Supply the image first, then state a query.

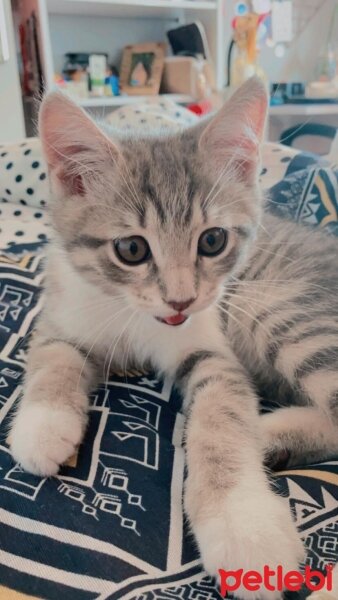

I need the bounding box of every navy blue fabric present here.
[268,154,338,235]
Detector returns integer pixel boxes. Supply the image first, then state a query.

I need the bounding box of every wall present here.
[261,0,338,144]
[225,0,337,85]
[0,0,25,142]
[259,0,337,84]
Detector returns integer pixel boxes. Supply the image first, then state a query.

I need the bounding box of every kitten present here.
[9,78,338,600]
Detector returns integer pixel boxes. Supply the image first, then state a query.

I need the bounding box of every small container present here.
[110,74,119,96]
[89,54,107,97]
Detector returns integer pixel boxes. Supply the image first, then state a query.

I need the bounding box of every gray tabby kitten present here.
[10,77,338,600]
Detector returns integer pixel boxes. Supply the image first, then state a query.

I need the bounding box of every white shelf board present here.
[47,0,217,19]
[77,94,194,107]
[269,103,338,117]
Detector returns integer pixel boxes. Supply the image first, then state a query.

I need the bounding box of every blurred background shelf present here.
[4,0,225,138]
[46,0,218,19]
[78,93,194,107]
[39,0,225,94]
[270,103,338,117]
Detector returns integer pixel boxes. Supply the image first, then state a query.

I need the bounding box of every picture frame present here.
[119,42,166,96]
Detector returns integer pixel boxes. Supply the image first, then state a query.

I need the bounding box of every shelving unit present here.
[270,103,338,117]
[38,0,225,95]
[46,0,218,18]
[10,0,225,135]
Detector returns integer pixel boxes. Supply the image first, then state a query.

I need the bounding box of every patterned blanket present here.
[0,132,337,599]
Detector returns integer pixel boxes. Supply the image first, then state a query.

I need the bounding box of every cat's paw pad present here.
[193,490,304,600]
[10,403,86,477]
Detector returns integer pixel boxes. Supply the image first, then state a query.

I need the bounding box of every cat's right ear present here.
[39,92,121,197]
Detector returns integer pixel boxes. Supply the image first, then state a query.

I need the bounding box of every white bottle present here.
[89,54,107,97]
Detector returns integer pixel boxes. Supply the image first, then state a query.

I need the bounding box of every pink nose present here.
[166,298,195,312]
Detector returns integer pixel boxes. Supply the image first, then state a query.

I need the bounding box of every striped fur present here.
[9,78,338,599]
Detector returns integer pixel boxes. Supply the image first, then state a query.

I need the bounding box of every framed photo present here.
[120,42,166,96]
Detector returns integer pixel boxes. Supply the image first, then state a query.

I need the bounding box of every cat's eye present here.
[114,236,151,265]
[198,228,227,257]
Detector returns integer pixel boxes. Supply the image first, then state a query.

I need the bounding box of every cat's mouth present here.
[155,313,188,326]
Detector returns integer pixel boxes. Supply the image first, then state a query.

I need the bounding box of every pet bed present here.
[0,104,337,599]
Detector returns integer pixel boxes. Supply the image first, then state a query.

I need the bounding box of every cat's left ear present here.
[39,92,121,197]
[199,76,268,184]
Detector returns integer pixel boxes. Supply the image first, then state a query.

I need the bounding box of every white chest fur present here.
[44,248,224,375]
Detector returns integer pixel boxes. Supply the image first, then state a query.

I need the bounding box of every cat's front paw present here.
[192,488,304,600]
[10,401,87,477]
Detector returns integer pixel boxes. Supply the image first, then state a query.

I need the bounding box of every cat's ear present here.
[199,77,268,184]
[39,92,121,197]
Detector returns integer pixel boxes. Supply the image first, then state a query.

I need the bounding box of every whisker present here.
[220,296,271,337]
[75,305,131,392]
[121,314,143,395]
[103,310,138,393]
[232,275,331,294]
[217,302,256,339]
[225,291,283,311]
[57,296,127,319]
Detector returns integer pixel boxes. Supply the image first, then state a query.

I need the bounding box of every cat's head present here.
[39,77,267,327]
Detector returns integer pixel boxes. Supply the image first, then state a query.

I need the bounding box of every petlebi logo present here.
[218,564,333,596]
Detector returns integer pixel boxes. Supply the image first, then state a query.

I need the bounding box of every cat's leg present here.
[178,347,304,600]
[260,325,338,468]
[9,333,97,476]
[262,406,338,469]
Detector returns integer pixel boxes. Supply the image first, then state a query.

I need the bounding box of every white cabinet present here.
[36,0,226,107]
[3,0,226,140]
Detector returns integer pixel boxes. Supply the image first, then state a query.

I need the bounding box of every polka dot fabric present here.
[0,138,49,209]
[0,198,51,248]
[0,138,50,247]
[105,96,198,131]
[259,143,299,190]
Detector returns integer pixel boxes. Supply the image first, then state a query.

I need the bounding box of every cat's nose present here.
[165,298,195,312]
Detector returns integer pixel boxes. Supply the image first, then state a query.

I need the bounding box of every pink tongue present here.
[164,314,187,326]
